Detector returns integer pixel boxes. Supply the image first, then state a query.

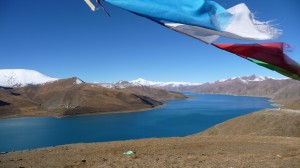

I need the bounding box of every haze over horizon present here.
[1,0,299,83]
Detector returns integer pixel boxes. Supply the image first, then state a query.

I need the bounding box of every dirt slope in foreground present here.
[199,109,300,137]
[1,136,300,168]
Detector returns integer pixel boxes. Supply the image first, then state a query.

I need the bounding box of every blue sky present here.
[0,0,299,83]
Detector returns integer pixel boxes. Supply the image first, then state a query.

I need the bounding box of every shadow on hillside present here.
[0,100,10,106]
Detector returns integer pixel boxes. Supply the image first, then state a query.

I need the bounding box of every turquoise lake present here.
[0,93,274,152]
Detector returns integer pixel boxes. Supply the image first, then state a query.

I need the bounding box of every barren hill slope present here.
[199,109,300,137]
[0,78,186,118]
[1,135,299,168]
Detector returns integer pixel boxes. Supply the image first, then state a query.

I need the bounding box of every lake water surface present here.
[0,93,274,152]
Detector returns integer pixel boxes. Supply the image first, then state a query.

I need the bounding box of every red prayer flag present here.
[213,42,300,77]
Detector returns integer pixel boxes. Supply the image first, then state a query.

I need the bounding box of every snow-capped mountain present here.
[129,75,281,88]
[74,78,84,85]
[97,75,284,91]
[128,75,296,100]
[122,75,290,96]
[1,69,290,97]
[190,75,297,99]
[95,78,201,90]
[95,81,135,89]
[130,78,201,87]
[209,75,283,84]
[0,69,59,87]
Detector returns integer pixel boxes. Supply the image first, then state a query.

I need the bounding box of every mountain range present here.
[102,76,300,109]
[131,76,300,106]
[1,69,300,119]
[0,69,186,118]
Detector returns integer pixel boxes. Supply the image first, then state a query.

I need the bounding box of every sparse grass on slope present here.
[1,136,300,168]
[199,109,300,137]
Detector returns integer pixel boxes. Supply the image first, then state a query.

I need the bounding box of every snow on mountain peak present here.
[97,78,202,89]
[212,75,282,84]
[74,78,84,84]
[0,69,59,87]
[208,75,284,84]
[130,78,202,87]
[130,78,157,86]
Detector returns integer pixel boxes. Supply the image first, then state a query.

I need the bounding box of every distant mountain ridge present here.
[189,75,300,100]
[1,69,299,111]
[209,75,282,84]
[124,75,298,99]
[130,78,201,87]
[0,69,283,91]
[126,75,300,108]
[0,70,186,118]
[128,75,282,87]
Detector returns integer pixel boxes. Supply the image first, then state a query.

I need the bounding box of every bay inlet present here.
[0,93,274,152]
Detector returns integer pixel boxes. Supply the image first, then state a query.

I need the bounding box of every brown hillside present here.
[0,87,45,118]
[0,78,186,118]
[122,86,186,101]
[199,109,300,137]
[192,78,300,100]
[1,135,300,168]
[283,99,300,109]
